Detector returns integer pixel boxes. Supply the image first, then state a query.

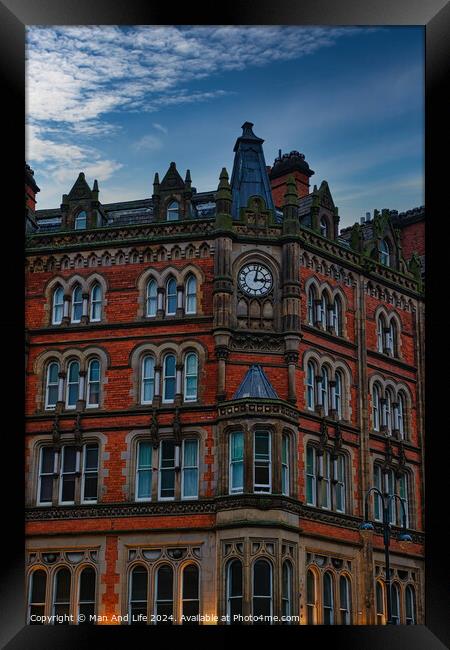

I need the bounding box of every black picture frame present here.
[1,1,448,648]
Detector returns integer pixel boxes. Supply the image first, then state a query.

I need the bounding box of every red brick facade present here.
[24,126,425,626]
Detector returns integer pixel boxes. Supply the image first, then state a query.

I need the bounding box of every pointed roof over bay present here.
[67,172,95,201]
[233,364,278,400]
[230,122,275,219]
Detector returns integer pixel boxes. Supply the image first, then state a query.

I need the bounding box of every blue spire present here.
[233,365,278,400]
[230,122,275,219]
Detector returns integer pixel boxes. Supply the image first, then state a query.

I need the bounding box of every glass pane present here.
[61,476,76,502]
[137,470,151,499]
[157,566,173,600]
[253,598,271,618]
[253,561,271,597]
[85,445,98,470]
[184,440,197,466]
[183,468,198,498]
[68,362,80,383]
[231,432,243,461]
[63,447,77,472]
[183,565,199,599]
[40,476,53,502]
[231,462,243,490]
[79,568,95,602]
[323,573,333,606]
[255,432,269,458]
[55,569,71,601]
[89,361,100,382]
[254,465,270,486]
[138,442,152,468]
[31,570,47,603]
[83,476,98,501]
[160,470,175,497]
[41,447,54,473]
[229,561,242,597]
[131,566,148,601]
[161,441,175,466]
[164,377,175,400]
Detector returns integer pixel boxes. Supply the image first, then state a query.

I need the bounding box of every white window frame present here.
[86,359,100,408]
[162,354,176,403]
[37,446,55,506]
[165,278,177,316]
[66,360,80,409]
[74,211,87,230]
[181,439,199,500]
[146,279,157,317]
[141,355,155,405]
[89,283,102,322]
[183,352,198,402]
[52,286,64,325]
[380,239,390,266]
[334,455,346,513]
[185,275,197,315]
[135,440,153,502]
[253,430,272,494]
[166,201,179,221]
[45,361,60,410]
[71,285,83,323]
[323,571,335,625]
[306,362,315,410]
[281,434,290,497]
[58,445,78,505]
[306,445,317,506]
[229,431,244,495]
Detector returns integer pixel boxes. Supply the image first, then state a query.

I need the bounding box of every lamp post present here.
[360,487,412,625]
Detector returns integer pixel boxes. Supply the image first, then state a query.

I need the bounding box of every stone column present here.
[175,363,183,405]
[284,351,298,404]
[153,365,161,407]
[216,346,229,402]
[157,288,164,318]
[62,294,70,326]
[57,371,66,409]
[77,370,87,410]
[176,284,184,317]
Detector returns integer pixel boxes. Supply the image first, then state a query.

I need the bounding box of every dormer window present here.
[75,211,87,230]
[379,239,390,266]
[166,201,179,221]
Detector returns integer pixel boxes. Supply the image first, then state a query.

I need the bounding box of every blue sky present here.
[25,26,424,228]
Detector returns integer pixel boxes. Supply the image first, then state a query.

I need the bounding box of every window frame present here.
[141,355,155,405]
[185,275,197,315]
[165,278,177,316]
[86,358,100,408]
[45,361,60,410]
[89,283,102,322]
[52,286,64,325]
[162,354,176,404]
[181,438,199,500]
[183,352,198,402]
[71,284,83,323]
[253,430,272,494]
[146,279,157,318]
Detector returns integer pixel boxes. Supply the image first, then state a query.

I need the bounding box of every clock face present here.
[238,263,273,297]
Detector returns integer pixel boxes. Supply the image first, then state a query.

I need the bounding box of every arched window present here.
[185,275,197,315]
[158,440,176,500]
[399,473,409,528]
[282,561,293,620]
[52,286,64,324]
[75,210,87,230]
[146,279,157,317]
[306,445,317,506]
[333,296,342,336]
[71,285,83,323]
[53,568,71,621]
[306,569,317,624]
[320,295,328,328]
[165,278,177,315]
[386,320,397,356]
[377,316,385,352]
[405,585,416,625]
[323,571,334,624]
[339,575,351,624]
[226,560,243,622]
[155,565,174,623]
[252,560,273,620]
[166,201,179,221]
[397,393,406,439]
[141,356,155,404]
[28,570,47,623]
[184,352,198,402]
[376,580,385,624]
[307,287,316,325]
[182,564,199,623]
[81,443,99,503]
[136,441,152,501]
[281,434,290,496]
[45,361,60,409]
[59,445,77,504]
[334,455,346,513]
[229,431,244,494]
[86,359,100,407]
[78,567,96,621]
[391,583,400,624]
[321,367,329,416]
[182,439,199,499]
[372,384,382,431]
[334,371,343,420]
[320,450,331,509]
[89,284,102,322]
[38,447,54,504]
[129,565,148,623]
[320,216,329,238]
[379,239,390,266]
[385,389,394,434]
[162,354,176,403]
[306,362,315,410]
[254,430,271,493]
[66,360,80,408]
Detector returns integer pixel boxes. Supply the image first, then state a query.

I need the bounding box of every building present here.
[24,122,425,626]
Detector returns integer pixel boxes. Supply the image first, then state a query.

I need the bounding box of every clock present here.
[238,263,273,297]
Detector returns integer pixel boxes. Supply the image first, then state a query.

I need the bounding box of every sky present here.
[25,26,424,228]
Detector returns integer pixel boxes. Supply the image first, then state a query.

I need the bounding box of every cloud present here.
[152,123,168,134]
[132,134,163,152]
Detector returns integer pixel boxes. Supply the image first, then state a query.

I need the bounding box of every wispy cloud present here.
[26,25,365,197]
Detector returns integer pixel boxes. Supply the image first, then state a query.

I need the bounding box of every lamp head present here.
[360,521,375,531]
[398,532,412,542]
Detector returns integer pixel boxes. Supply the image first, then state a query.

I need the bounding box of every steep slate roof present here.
[233,364,279,400]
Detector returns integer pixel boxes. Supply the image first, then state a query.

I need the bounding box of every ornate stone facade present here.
[24,124,425,626]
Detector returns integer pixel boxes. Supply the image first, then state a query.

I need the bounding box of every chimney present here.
[360,217,365,225]
[366,212,371,222]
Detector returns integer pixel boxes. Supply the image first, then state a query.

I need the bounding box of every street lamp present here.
[360,487,412,624]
